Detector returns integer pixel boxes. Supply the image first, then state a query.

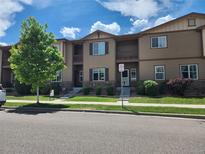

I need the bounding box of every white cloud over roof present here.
[90,21,120,34]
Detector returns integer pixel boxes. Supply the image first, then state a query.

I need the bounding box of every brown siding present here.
[139,30,202,60]
[116,40,138,60]
[139,58,205,80]
[145,16,205,34]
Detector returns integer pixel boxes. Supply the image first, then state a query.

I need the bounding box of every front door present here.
[74,70,83,87]
[121,69,129,86]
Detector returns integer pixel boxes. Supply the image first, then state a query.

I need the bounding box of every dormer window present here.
[188,19,196,27]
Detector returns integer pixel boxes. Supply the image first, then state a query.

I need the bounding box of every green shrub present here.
[136,81,145,95]
[83,87,91,95]
[40,84,51,95]
[158,81,167,94]
[106,86,114,96]
[95,86,102,95]
[15,80,32,95]
[144,80,159,96]
[167,78,192,96]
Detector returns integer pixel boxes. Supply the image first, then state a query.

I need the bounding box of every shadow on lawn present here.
[6,103,69,115]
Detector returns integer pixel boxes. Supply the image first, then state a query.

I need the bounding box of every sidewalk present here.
[7,99,205,109]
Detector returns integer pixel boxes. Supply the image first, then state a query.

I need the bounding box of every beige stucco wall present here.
[83,38,116,82]
[139,58,205,80]
[139,30,202,60]
[62,42,73,82]
[202,28,205,57]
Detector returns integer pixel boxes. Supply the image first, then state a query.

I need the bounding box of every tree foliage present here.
[9,17,65,102]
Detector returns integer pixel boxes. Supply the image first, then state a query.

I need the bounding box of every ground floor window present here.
[93,68,105,81]
[180,64,198,80]
[79,70,83,82]
[155,65,165,80]
[130,68,137,81]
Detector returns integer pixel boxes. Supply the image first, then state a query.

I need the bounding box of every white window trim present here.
[188,18,196,27]
[151,36,167,48]
[130,68,137,81]
[79,70,83,82]
[52,70,62,82]
[180,64,198,80]
[155,65,165,80]
[92,42,106,56]
[92,68,105,81]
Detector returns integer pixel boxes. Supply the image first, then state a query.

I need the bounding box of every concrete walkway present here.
[6,99,205,109]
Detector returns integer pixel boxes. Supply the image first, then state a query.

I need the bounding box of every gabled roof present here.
[139,12,205,35]
[81,30,116,40]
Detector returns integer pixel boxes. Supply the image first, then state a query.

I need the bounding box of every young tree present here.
[9,17,65,104]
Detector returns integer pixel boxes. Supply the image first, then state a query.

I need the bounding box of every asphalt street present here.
[0,109,205,154]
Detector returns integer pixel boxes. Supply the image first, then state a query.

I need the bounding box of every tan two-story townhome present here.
[1,12,205,93]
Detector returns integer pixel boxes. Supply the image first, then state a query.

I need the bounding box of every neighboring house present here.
[1,12,205,92]
[0,46,14,87]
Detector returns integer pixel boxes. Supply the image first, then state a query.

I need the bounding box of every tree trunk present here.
[36,85,40,104]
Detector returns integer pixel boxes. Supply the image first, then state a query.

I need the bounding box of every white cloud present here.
[154,15,175,26]
[0,0,54,38]
[0,42,8,46]
[97,0,159,19]
[60,27,81,39]
[31,0,52,9]
[129,18,148,33]
[0,0,31,37]
[141,26,151,32]
[90,21,120,34]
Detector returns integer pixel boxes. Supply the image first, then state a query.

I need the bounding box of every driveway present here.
[0,110,205,154]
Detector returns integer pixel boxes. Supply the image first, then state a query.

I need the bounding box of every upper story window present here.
[93,42,105,55]
[151,36,167,48]
[188,19,196,27]
[90,41,108,56]
[180,64,198,80]
[155,65,165,80]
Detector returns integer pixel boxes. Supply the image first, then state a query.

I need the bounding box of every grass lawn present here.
[129,96,205,105]
[66,96,118,102]
[7,95,58,101]
[3,102,205,115]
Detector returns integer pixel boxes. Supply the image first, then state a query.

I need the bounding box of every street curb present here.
[1,106,205,120]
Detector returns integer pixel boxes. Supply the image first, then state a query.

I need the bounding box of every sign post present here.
[119,64,124,109]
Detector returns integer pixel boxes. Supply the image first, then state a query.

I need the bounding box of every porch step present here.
[61,87,82,98]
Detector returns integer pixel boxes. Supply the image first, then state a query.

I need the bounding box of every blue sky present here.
[0,0,205,45]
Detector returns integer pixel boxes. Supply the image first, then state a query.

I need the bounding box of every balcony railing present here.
[116,56,138,62]
[73,55,83,64]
